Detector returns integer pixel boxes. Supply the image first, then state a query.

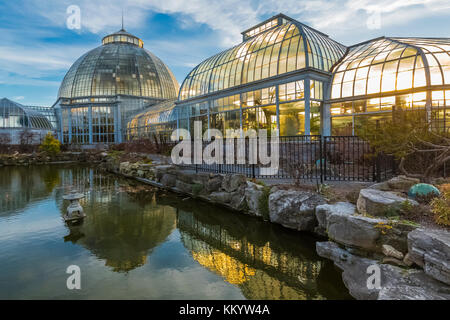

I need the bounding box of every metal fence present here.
[175,135,397,183]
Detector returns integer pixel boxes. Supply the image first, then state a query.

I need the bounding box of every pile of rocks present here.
[314,175,450,300]
[0,151,108,166]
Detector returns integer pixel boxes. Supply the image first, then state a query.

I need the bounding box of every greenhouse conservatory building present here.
[53,28,179,144]
[126,14,450,142]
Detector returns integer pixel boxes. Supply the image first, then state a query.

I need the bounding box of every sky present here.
[0,0,449,106]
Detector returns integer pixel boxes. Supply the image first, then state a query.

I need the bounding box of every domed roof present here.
[58,29,179,100]
[179,16,346,100]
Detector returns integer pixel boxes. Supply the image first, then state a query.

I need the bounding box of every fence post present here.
[323,137,327,182]
[319,136,323,184]
[252,164,256,179]
[376,153,382,182]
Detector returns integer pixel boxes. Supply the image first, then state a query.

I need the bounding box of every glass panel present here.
[279,101,305,136]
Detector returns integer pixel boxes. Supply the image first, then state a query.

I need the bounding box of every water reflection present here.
[173,200,345,300]
[0,165,350,299]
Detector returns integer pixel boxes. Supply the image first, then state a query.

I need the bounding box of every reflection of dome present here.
[58,29,179,100]
[64,189,177,272]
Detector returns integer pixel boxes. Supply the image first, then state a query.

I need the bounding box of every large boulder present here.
[327,213,383,251]
[408,228,450,285]
[323,209,416,253]
[205,175,223,193]
[175,180,193,194]
[160,173,176,187]
[317,241,450,300]
[387,176,421,192]
[268,189,325,231]
[357,188,418,217]
[315,202,356,235]
[209,191,232,204]
[244,182,265,217]
[221,174,247,193]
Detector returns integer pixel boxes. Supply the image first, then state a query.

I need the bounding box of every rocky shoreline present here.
[2,152,449,300]
[107,157,450,300]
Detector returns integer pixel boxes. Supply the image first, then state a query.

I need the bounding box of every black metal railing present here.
[171,135,397,182]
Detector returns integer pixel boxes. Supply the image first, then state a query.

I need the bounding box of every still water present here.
[0,165,351,299]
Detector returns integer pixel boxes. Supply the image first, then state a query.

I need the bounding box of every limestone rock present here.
[244,182,264,217]
[268,189,325,231]
[315,202,356,235]
[382,244,404,260]
[205,176,223,193]
[209,191,232,204]
[387,176,421,193]
[222,174,247,193]
[160,173,176,187]
[357,188,418,217]
[175,180,193,194]
[408,228,450,285]
[327,213,382,251]
[317,241,450,300]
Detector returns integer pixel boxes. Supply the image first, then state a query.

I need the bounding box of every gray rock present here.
[154,165,176,180]
[387,176,421,192]
[205,176,223,193]
[230,186,247,211]
[382,244,404,260]
[408,228,450,285]
[315,202,356,234]
[357,188,418,217]
[244,182,264,217]
[175,180,193,194]
[317,241,450,300]
[160,173,176,187]
[209,191,232,204]
[222,174,247,193]
[268,189,325,231]
[327,213,382,251]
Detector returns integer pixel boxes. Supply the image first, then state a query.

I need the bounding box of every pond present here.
[0,165,352,299]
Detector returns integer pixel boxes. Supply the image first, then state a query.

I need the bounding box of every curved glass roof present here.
[179,20,346,100]
[0,98,53,130]
[331,37,450,100]
[59,29,179,100]
[127,99,177,130]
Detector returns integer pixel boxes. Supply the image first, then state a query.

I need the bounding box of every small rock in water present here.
[382,244,404,260]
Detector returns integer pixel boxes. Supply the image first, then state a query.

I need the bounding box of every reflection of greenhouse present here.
[177,209,332,300]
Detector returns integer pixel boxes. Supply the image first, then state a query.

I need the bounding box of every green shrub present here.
[431,191,450,227]
[39,132,61,156]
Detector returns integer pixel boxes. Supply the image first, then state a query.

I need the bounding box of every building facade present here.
[0,98,54,144]
[126,14,450,141]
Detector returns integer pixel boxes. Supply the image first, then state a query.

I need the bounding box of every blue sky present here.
[0,0,449,106]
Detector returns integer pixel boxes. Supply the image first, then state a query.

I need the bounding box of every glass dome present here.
[0,98,52,130]
[58,29,179,100]
[179,19,346,100]
[331,37,450,99]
